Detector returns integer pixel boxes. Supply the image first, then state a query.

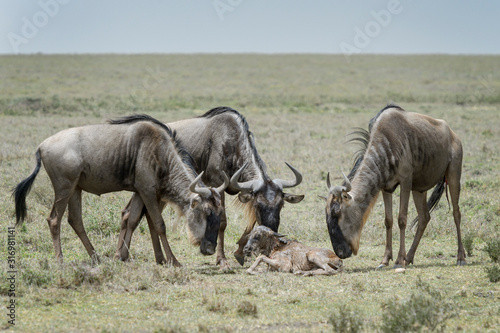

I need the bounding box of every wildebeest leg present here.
[216,192,230,269]
[67,188,98,262]
[234,220,257,266]
[295,268,339,276]
[246,254,281,274]
[406,191,430,265]
[144,199,168,265]
[115,196,134,260]
[117,194,146,261]
[395,184,411,268]
[378,191,393,268]
[116,194,167,264]
[299,253,341,276]
[139,190,181,267]
[46,188,73,262]
[115,194,142,261]
[447,162,466,265]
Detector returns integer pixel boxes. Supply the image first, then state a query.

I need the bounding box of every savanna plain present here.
[0,54,499,332]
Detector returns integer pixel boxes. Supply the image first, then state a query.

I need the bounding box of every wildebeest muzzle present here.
[326,213,352,259]
[200,211,219,255]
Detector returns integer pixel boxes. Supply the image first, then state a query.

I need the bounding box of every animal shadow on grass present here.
[348,257,479,274]
[194,263,237,276]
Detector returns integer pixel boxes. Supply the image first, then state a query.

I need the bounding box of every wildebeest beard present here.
[200,211,220,255]
[326,209,352,259]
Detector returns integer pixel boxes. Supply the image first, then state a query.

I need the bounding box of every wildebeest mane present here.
[199,107,266,226]
[198,106,268,174]
[345,104,446,227]
[108,114,174,136]
[345,104,405,182]
[107,114,197,176]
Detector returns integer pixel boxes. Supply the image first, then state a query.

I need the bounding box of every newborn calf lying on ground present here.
[243,226,343,276]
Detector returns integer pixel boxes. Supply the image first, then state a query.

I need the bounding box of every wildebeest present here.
[117,107,304,268]
[244,226,343,275]
[325,105,465,267]
[13,114,228,266]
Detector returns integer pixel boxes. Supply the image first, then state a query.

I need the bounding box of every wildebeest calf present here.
[243,226,343,276]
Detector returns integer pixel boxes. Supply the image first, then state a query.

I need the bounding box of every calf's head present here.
[243,225,286,257]
[230,162,304,232]
[186,171,229,255]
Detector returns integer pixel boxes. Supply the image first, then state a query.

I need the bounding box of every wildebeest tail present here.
[13,149,42,226]
[410,178,446,228]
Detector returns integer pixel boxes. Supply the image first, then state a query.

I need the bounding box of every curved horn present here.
[189,171,212,197]
[331,185,347,197]
[215,171,230,194]
[342,171,352,192]
[230,162,264,192]
[326,172,332,190]
[273,162,303,189]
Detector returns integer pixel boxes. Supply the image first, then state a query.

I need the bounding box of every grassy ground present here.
[0,54,499,332]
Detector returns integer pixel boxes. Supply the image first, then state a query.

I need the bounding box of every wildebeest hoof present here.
[234,252,245,266]
[217,258,232,271]
[457,260,467,266]
[91,253,100,265]
[393,264,404,269]
[376,263,388,270]
[165,259,182,268]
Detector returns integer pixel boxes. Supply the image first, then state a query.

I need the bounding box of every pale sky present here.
[1,0,499,55]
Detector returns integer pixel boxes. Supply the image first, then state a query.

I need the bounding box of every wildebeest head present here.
[243,225,286,257]
[186,171,229,255]
[230,162,304,232]
[324,172,354,259]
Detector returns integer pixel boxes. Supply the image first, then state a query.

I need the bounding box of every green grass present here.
[0,54,499,332]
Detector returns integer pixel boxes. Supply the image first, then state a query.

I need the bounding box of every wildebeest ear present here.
[238,192,254,203]
[190,196,202,209]
[341,192,352,201]
[274,232,287,238]
[284,193,304,204]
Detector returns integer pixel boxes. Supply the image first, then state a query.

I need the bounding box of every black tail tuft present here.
[13,149,42,226]
[411,178,446,228]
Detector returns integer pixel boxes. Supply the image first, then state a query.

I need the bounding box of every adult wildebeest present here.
[13,114,228,266]
[244,226,343,275]
[116,107,304,268]
[325,105,465,267]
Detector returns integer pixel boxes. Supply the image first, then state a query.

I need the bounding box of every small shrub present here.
[152,266,192,285]
[483,239,500,263]
[328,303,363,333]
[237,301,258,318]
[380,277,455,333]
[21,260,55,288]
[154,326,185,333]
[463,233,474,256]
[485,265,500,283]
[71,262,116,286]
[206,299,228,314]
